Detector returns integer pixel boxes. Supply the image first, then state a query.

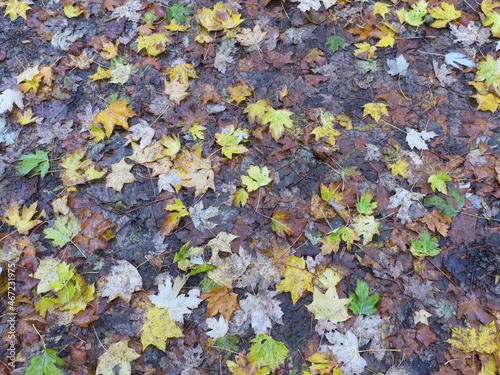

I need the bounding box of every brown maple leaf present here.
[201,286,239,321]
[265,51,294,69]
[421,209,452,237]
[304,74,329,87]
[73,209,116,254]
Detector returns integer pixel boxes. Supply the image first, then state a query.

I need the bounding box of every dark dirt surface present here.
[1,0,500,374]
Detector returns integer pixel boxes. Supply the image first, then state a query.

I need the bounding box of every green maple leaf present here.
[428,171,452,194]
[483,11,500,38]
[166,2,192,24]
[26,349,66,375]
[17,150,50,178]
[356,192,377,215]
[35,296,58,318]
[262,108,294,141]
[247,334,289,371]
[241,165,272,192]
[476,55,500,86]
[410,230,440,257]
[325,36,346,53]
[43,215,81,247]
[424,185,464,218]
[448,185,465,211]
[349,280,380,316]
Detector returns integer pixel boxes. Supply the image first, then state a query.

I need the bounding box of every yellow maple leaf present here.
[188,123,205,140]
[244,99,272,124]
[374,24,396,48]
[63,4,84,18]
[3,201,41,235]
[276,256,314,305]
[363,102,389,122]
[472,92,500,112]
[390,159,409,178]
[354,42,376,59]
[106,158,136,192]
[16,108,38,125]
[165,19,191,31]
[306,287,351,324]
[262,108,294,141]
[194,28,214,44]
[352,215,380,245]
[447,322,500,354]
[169,63,199,84]
[336,114,352,130]
[307,352,342,375]
[141,307,183,352]
[60,148,92,185]
[59,148,106,186]
[100,40,119,60]
[373,2,391,19]
[136,33,172,56]
[227,80,253,104]
[5,0,30,21]
[96,340,140,375]
[161,134,181,159]
[428,2,461,28]
[93,101,136,137]
[196,2,244,31]
[90,66,112,81]
[311,124,341,146]
[164,79,190,105]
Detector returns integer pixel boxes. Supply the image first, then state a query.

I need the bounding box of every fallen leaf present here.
[96,340,140,375]
[148,275,202,323]
[201,286,239,321]
[276,255,314,305]
[106,158,136,192]
[3,201,41,235]
[306,287,351,324]
[141,307,183,351]
[93,101,136,137]
[98,260,142,303]
[363,102,388,122]
[236,25,267,46]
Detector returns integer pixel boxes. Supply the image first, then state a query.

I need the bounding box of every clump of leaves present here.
[161,198,189,236]
[396,0,428,27]
[26,348,66,375]
[409,230,440,257]
[326,36,346,53]
[349,280,380,316]
[356,192,377,215]
[215,125,249,158]
[247,334,289,371]
[424,185,465,218]
[17,150,50,178]
[166,2,192,24]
